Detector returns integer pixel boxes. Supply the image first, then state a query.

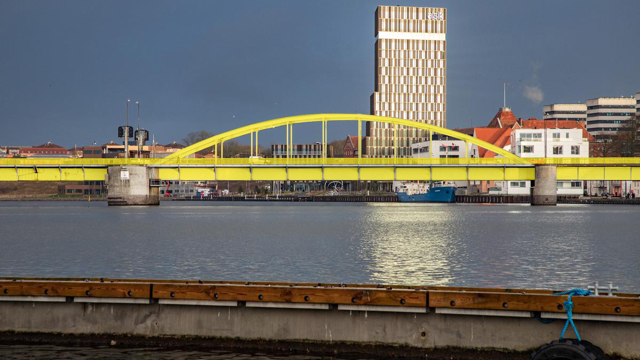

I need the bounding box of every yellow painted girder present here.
[166,114,525,162]
[4,158,640,167]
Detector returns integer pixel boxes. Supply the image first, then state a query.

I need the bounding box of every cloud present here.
[523,85,544,104]
[522,62,544,104]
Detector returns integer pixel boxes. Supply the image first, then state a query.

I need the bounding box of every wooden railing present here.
[1,278,639,316]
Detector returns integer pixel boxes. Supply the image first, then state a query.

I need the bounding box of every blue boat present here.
[397,186,456,203]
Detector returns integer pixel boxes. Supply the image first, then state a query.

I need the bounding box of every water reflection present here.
[0,202,638,291]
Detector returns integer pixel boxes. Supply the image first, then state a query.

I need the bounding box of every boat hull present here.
[397,186,456,203]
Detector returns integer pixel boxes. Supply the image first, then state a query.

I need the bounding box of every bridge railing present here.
[1,157,640,166]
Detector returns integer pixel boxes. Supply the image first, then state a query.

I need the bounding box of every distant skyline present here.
[1,0,639,148]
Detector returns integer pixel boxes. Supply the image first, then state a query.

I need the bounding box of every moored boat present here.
[397,185,456,203]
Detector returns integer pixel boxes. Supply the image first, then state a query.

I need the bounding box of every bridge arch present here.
[167,113,522,162]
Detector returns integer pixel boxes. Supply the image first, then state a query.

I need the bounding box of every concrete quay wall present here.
[0,300,639,358]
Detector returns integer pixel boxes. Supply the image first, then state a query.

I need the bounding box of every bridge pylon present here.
[531,165,557,206]
[107,166,160,206]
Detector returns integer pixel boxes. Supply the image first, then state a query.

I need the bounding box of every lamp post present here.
[125,99,131,159]
[136,101,141,158]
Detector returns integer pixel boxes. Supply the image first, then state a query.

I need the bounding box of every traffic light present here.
[135,129,149,141]
[117,126,134,138]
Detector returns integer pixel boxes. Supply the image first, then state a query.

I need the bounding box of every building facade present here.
[636,92,640,115]
[343,136,359,158]
[409,136,477,158]
[543,103,587,123]
[366,5,447,157]
[586,97,636,140]
[271,144,333,158]
[58,181,105,196]
[19,142,68,157]
[503,128,588,195]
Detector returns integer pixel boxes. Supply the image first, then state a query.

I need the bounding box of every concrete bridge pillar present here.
[531,165,557,206]
[107,166,159,206]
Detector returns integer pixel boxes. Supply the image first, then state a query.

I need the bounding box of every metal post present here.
[429,131,432,159]
[321,121,325,160]
[286,123,289,159]
[221,141,224,159]
[250,132,253,157]
[358,120,362,162]
[394,123,397,161]
[290,124,293,158]
[136,101,141,159]
[125,99,130,159]
[256,131,259,157]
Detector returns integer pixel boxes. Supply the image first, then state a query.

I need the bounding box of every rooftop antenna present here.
[503,83,511,109]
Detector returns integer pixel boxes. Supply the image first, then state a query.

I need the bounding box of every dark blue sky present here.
[1,0,639,148]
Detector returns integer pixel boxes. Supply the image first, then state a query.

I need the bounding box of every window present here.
[553,146,563,155]
[510,181,526,188]
[66,189,73,194]
[571,182,582,188]
[412,148,419,154]
[93,150,101,154]
[420,146,429,153]
[523,145,534,153]
[571,145,580,155]
[83,150,91,155]
[552,133,560,140]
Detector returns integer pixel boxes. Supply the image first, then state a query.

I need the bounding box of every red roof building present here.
[343,136,360,158]
[19,142,68,157]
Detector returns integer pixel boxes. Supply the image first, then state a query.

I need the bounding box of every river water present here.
[0,201,639,358]
[1,201,639,291]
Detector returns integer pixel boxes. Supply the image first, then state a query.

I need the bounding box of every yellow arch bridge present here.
[1,114,640,182]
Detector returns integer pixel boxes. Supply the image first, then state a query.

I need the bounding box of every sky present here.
[1,0,639,148]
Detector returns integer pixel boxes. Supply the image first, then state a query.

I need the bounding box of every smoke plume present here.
[522,62,544,104]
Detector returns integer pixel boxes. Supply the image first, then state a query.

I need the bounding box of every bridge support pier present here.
[531,165,557,206]
[107,166,159,206]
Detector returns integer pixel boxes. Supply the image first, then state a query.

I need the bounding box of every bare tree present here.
[615,114,640,157]
[181,130,215,146]
[328,139,344,157]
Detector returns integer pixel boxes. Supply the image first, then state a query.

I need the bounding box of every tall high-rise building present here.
[365,5,447,157]
[586,97,635,140]
[635,92,640,115]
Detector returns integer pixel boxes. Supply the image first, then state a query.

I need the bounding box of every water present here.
[1,201,639,292]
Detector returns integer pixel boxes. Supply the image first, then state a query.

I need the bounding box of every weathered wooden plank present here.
[0,281,150,299]
[429,291,563,313]
[429,291,640,316]
[152,284,427,307]
[3,277,627,296]
[572,296,640,316]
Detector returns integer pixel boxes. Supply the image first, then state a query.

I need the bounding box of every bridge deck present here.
[1,158,639,181]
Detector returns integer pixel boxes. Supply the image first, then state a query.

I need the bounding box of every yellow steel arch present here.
[167,113,523,162]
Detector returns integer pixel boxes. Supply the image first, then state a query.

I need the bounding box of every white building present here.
[636,92,640,115]
[543,103,587,122]
[409,137,477,159]
[495,128,589,195]
[393,137,478,193]
[586,97,636,140]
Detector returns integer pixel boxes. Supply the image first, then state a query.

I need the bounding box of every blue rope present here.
[552,289,591,341]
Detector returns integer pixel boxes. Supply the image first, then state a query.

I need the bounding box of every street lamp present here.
[136,101,141,158]
[125,99,131,159]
